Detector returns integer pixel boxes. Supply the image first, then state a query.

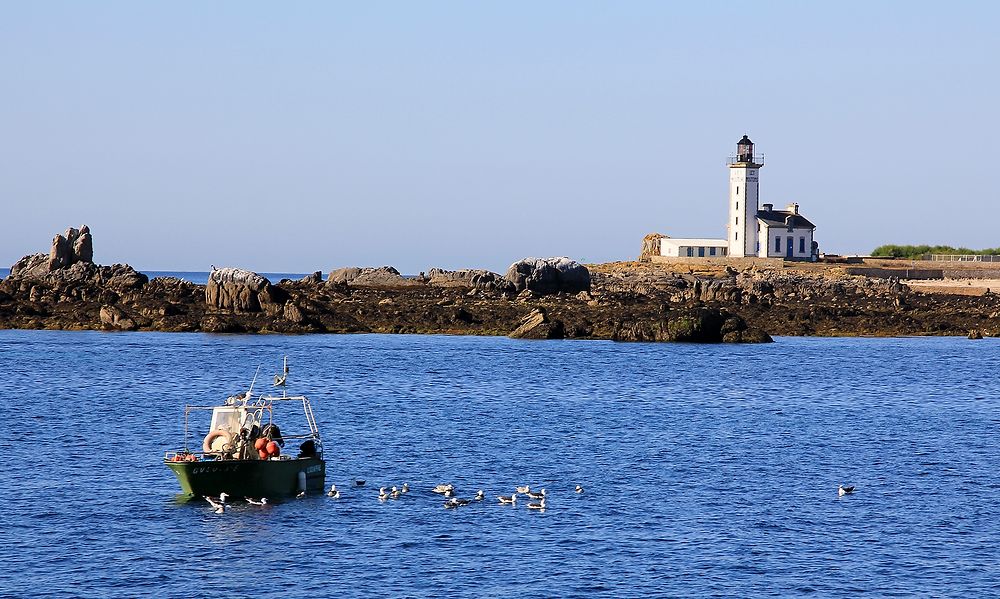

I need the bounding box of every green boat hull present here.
[167,457,326,499]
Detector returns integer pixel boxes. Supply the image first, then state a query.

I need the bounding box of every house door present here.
[786,236,794,258]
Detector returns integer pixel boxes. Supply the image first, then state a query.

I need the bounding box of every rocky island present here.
[2,226,998,342]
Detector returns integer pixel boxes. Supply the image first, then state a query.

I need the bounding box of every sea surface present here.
[3,331,1000,597]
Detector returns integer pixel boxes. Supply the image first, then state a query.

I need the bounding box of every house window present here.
[686,247,693,257]
[799,237,805,253]
[736,217,739,225]
[710,247,716,256]
[736,186,740,195]
[736,201,739,210]
[756,242,760,253]
[775,236,781,252]
[735,232,738,240]
[698,247,705,257]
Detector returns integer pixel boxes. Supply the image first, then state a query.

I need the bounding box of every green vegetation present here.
[871,244,1000,259]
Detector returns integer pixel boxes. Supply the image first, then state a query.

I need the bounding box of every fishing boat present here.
[164,358,326,499]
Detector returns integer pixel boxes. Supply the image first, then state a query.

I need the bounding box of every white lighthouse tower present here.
[726,135,763,257]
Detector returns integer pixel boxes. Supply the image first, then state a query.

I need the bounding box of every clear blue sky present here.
[2,2,998,273]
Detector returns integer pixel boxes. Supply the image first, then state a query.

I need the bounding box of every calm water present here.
[3,331,1000,597]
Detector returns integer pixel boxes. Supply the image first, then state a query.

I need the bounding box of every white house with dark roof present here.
[652,135,818,260]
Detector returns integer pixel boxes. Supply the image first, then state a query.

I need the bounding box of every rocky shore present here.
[2,226,999,342]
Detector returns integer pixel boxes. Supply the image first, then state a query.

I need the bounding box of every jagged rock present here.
[300,271,323,284]
[9,253,49,278]
[639,233,666,262]
[326,266,421,288]
[509,308,564,339]
[426,268,514,293]
[99,305,137,331]
[205,267,273,313]
[969,329,983,340]
[48,225,93,270]
[505,257,591,295]
[283,302,306,323]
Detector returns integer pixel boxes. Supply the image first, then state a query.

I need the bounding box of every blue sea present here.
[3,331,1000,597]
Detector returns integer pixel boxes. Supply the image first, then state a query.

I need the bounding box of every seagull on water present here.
[246,497,268,506]
[515,485,530,494]
[527,498,546,511]
[526,488,546,500]
[390,486,401,499]
[401,483,410,494]
[444,497,471,508]
[205,495,226,514]
[296,491,306,499]
[327,484,340,499]
[497,493,517,505]
[474,490,485,501]
[838,484,856,497]
[378,487,390,501]
[575,485,584,494]
[432,484,454,494]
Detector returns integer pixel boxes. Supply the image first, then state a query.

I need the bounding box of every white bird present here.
[474,490,485,501]
[443,489,455,498]
[497,493,517,504]
[401,483,410,494]
[296,491,306,499]
[391,486,401,499]
[205,495,226,513]
[378,487,389,501]
[515,485,530,494]
[327,484,338,497]
[527,498,546,511]
[526,488,546,500]
[246,497,268,506]
[838,484,856,497]
[432,484,454,494]
[575,485,584,494]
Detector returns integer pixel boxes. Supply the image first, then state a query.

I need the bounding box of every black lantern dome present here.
[736,135,754,163]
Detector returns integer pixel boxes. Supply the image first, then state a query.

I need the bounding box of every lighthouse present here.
[727,135,763,257]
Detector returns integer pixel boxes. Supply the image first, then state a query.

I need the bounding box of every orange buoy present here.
[254,438,268,451]
[171,455,183,462]
[266,441,280,457]
[258,449,269,460]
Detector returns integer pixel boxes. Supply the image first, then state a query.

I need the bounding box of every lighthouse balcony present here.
[727,154,764,165]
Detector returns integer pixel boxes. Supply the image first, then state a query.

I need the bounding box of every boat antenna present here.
[247,365,261,400]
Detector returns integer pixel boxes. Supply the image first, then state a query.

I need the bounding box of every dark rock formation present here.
[609,308,767,343]
[505,257,591,295]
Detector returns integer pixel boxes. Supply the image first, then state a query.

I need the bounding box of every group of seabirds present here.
[204,482,857,514]
[201,480,590,514]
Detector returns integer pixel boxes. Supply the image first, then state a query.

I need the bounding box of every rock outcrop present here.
[205,268,272,313]
[639,233,666,262]
[10,225,95,279]
[426,268,514,293]
[327,266,420,288]
[509,308,565,339]
[505,257,591,295]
